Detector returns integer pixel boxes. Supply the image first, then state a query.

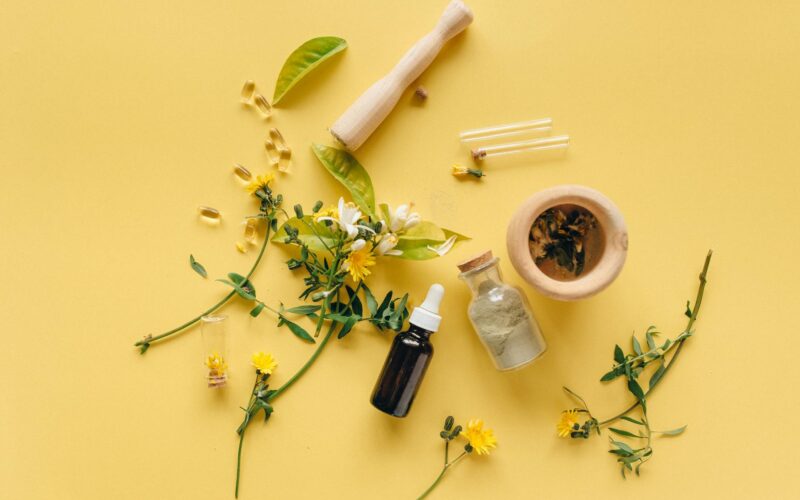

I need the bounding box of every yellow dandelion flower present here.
[245,173,275,195]
[557,410,581,438]
[316,205,339,219]
[251,352,277,375]
[343,247,376,282]
[205,352,228,375]
[460,419,497,456]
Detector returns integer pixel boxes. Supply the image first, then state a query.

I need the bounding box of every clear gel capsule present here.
[243,218,258,244]
[269,128,287,149]
[198,206,221,224]
[277,147,292,172]
[253,94,272,117]
[264,139,280,166]
[241,80,255,103]
[233,163,252,182]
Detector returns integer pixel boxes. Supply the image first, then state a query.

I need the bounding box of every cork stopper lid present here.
[457,250,494,273]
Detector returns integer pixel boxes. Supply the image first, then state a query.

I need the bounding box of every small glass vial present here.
[201,315,229,388]
[457,251,546,371]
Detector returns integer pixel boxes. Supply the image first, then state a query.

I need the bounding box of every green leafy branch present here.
[561,250,712,477]
[134,185,283,354]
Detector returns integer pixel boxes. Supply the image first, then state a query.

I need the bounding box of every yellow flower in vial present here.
[343,246,376,282]
[460,419,497,455]
[251,352,277,375]
[201,315,228,388]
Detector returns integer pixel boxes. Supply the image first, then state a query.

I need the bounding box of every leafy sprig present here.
[134,183,283,354]
[560,250,712,477]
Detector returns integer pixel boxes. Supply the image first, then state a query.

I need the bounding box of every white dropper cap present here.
[409,284,445,332]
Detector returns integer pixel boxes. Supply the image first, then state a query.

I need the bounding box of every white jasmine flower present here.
[427,235,457,257]
[350,239,367,252]
[317,197,373,240]
[375,233,402,256]
[387,203,421,233]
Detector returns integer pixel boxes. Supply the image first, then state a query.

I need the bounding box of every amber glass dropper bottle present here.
[370,284,444,417]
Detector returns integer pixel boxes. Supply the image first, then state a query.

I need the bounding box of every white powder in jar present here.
[468,280,546,370]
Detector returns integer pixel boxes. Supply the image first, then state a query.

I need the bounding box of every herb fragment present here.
[189,254,207,278]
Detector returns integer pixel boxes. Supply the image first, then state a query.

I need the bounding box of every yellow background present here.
[2,0,798,498]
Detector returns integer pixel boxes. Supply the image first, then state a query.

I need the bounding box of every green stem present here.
[417,450,469,500]
[268,322,336,402]
[417,467,448,500]
[598,250,712,427]
[235,373,260,499]
[135,220,273,351]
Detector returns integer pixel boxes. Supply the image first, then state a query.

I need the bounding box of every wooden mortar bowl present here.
[506,185,628,301]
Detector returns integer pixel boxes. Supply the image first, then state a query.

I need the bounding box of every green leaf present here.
[685,300,693,318]
[272,37,347,105]
[281,318,315,343]
[600,369,620,382]
[627,378,645,402]
[337,316,358,339]
[390,293,409,324]
[272,216,338,252]
[285,305,321,315]
[614,345,625,364]
[250,303,265,317]
[632,335,643,356]
[325,313,351,324]
[620,416,645,426]
[645,330,656,350]
[656,425,687,436]
[228,273,256,299]
[649,363,666,390]
[376,291,393,316]
[392,224,470,260]
[609,428,640,438]
[362,284,378,316]
[311,144,375,217]
[217,275,256,301]
[610,440,635,454]
[189,254,207,278]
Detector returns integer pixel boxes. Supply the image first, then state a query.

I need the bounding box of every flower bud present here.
[294,204,304,218]
[444,416,454,431]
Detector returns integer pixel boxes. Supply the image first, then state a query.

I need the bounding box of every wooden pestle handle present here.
[329,0,473,151]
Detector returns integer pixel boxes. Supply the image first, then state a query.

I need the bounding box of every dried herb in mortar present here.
[529,207,598,277]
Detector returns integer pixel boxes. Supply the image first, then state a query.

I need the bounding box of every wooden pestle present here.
[329,0,473,151]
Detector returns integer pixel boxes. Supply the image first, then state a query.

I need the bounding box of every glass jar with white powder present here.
[457,251,546,371]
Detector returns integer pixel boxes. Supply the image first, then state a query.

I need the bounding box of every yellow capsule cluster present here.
[240,79,272,118]
[264,128,292,172]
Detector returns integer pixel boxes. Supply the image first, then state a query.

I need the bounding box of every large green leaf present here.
[312,144,376,217]
[393,224,469,260]
[272,37,347,105]
[272,216,338,253]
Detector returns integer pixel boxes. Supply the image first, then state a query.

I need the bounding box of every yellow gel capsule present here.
[264,139,280,166]
[277,147,292,172]
[241,80,255,103]
[236,241,247,253]
[233,163,252,182]
[253,94,272,117]
[269,128,287,149]
[198,206,221,224]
